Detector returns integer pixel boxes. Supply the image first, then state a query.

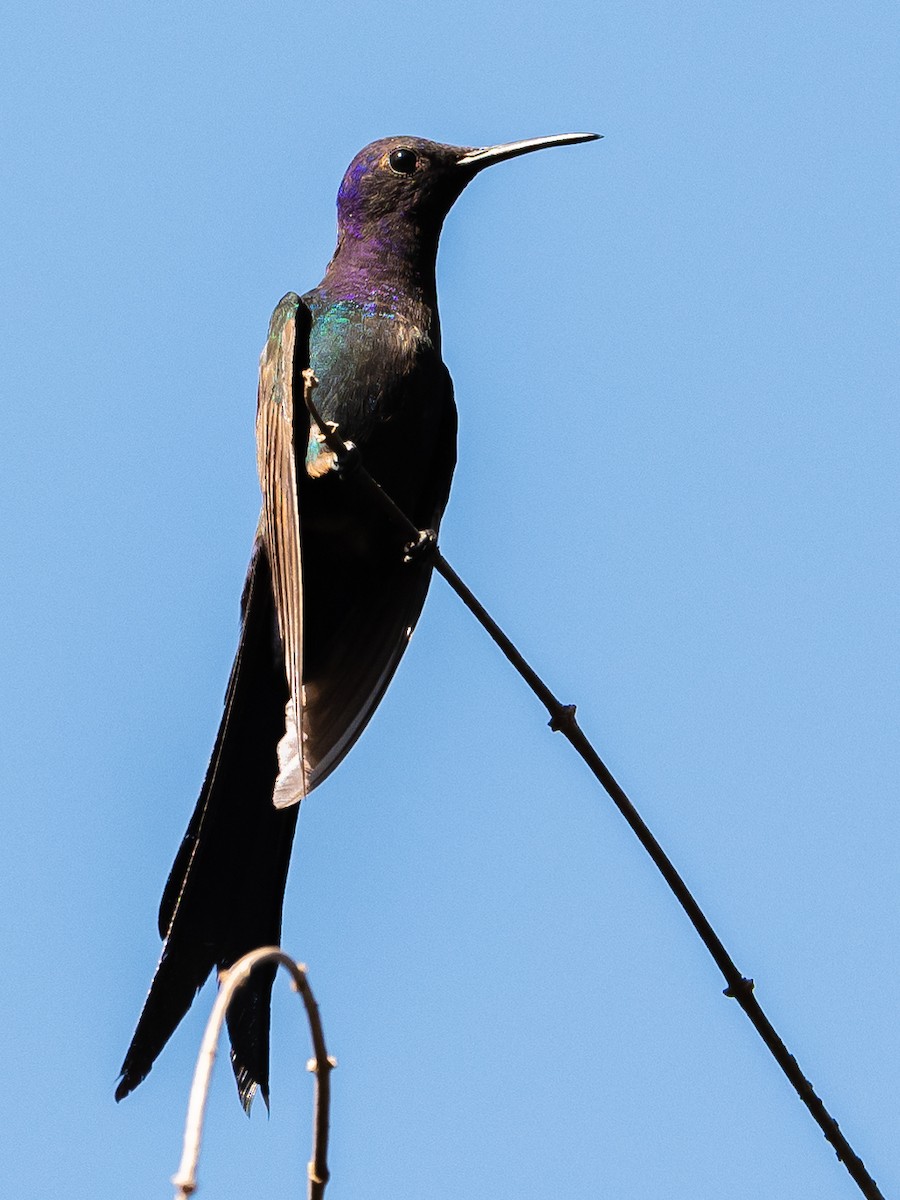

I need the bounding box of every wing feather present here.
[256,294,312,807]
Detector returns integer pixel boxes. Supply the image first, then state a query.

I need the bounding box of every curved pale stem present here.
[172,947,335,1200]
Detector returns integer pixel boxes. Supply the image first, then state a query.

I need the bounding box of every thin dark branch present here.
[302,371,886,1200]
[172,947,335,1200]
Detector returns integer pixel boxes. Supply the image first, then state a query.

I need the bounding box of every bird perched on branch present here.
[117,131,599,1109]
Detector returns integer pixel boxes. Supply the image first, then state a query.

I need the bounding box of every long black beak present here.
[456,132,600,172]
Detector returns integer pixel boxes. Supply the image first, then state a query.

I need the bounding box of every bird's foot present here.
[305,421,342,479]
[403,528,438,564]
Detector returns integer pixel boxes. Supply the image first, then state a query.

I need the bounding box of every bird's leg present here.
[302,368,354,479]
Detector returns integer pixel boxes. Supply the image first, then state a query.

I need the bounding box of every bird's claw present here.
[403,528,438,564]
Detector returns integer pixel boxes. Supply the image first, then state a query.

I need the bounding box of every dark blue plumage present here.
[117,132,599,1109]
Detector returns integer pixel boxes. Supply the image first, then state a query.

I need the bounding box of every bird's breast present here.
[304,295,438,443]
[298,288,455,532]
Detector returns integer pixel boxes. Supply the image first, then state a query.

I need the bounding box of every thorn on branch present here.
[403,528,438,564]
[723,977,755,1000]
[307,1055,338,1074]
[548,704,578,734]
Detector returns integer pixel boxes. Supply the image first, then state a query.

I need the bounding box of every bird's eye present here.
[389,148,418,175]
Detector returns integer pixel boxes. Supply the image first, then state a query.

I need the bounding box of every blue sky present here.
[2,2,898,1197]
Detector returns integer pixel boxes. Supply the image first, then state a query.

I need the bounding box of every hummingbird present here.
[117,131,599,1110]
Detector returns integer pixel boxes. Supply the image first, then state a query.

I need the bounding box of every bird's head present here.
[334,133,600,254]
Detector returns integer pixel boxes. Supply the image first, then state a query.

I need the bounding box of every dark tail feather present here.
[223,774,298,1111]
[226,960,278,1111]
[117,542,297,1106]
